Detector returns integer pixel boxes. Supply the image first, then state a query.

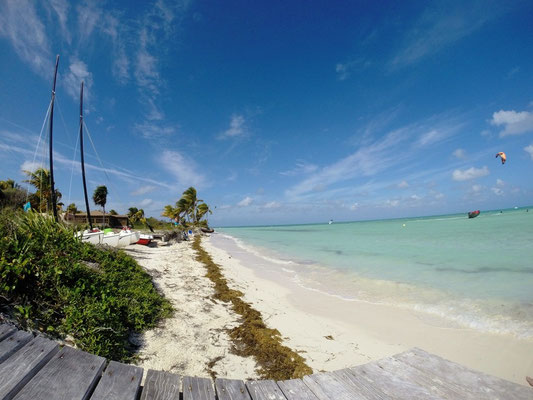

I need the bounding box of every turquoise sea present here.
[217,208,533,338]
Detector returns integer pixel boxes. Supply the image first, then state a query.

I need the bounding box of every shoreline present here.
[203,233,533,386]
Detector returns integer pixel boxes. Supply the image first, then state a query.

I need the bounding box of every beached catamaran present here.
[76,80,139,247]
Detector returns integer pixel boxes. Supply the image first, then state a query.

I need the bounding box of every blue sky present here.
[1,0,532,226]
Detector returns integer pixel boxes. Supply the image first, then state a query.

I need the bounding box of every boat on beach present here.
[136,234,154,245]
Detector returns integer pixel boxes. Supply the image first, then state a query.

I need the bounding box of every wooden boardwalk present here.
[0,324,531,399]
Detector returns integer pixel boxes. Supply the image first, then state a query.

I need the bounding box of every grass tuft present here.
[0,210,172,361]
[192,235,312,380]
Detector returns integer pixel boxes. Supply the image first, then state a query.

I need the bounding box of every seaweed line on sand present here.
[192,235,313,380]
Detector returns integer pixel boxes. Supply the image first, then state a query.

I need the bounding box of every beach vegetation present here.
[0,208,172,361]
[0,179,26,210]
[192,235,313,380]
[163,186,212,228]
[23,168,62,213]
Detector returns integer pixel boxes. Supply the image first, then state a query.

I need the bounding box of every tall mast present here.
[49,55,59,222]
[79,81,93,229]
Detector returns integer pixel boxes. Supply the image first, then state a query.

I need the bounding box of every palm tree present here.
[23,168,62,212]
[195,203,212,223]
[67,203,78,214]
[92,185,108,225]
[109,209,118,215]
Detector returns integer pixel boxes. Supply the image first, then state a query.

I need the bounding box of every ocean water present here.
[217,208,533,338]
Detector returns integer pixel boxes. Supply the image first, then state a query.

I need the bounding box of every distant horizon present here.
[1,1,532,226]
[216,205,533,228]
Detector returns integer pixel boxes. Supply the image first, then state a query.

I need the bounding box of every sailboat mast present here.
[49,55,60,222]
[79,81,93,229]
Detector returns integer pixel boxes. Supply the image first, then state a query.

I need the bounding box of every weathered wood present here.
[90,360,143,400]
[345,362,440,399]
[332,368,389,400]
[0,325,16,342]
[0,336,58,400]
[302,372,367,400]
[214,378,251,400]
[394,348,533,400]
[246,380,287,400]
[370,357,469,399]
[0,331,33,364]
[182,376,215,400]
[12,345,105,400]
[277,379,319,400]
[140,370,180,400]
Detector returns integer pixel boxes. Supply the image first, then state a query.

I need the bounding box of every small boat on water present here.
[468,210,480,218]
[136,234,153,245]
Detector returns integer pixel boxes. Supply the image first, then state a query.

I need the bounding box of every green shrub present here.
[0,210,172,361]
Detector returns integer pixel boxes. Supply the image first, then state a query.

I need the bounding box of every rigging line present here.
[82,120,124,205]
[25,99,53,202]
[67,122,81,207]
[55,98,76,148]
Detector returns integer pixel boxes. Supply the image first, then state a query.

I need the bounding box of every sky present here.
[1,0,532,226]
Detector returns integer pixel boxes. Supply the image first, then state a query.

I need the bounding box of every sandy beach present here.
[126,234,533,386]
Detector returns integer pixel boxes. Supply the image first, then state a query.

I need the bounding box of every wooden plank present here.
[0,336,59,400]
[0,325,16,342]
[12,345,105,400]
[332,369,388,400]
[344,363,441,400]
[0,331,33,364]
[90,360,143,400]
[302,372,368,400]
[357,357,476,399]
[277,379,320,400]
[140,370,180,400]
[246,380,287,400]
[182,376,215,400]
[394,348,533,400]
[214,378,251,400]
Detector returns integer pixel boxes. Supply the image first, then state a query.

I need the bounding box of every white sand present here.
[202,234,533,386]
[124,241,259,380]
[125,235,533,386]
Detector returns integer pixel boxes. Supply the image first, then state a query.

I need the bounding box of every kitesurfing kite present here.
[495,152,506,164]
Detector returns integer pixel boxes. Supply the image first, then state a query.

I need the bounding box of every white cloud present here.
[139,198,154,207]
[287,128,408,198]
[280,161,318,176]
[20,160,41,172]
[471,184,482,193]
[131,185,156,196]
[397,180,409,189]
[349,202,359,210]
[385,199,399,207]
[496,179,504,187]
[134,122,177,139]
[452,166,489,181]
[417,129,444,147]
[410,194,421,200]
[391,3,498,68]
[452,148,467,159]
[220,114,247,139]
[76,2,102,42]
[158,150,206,188]
[491,109,533,137]
[49,0,70,43]
[63,58,93,101]
[263,201,281,209]
[335,59,370,81]
[524,144,533,160]
[237,196,253,207]
[491,187,503,196]
[0,0,52,77]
